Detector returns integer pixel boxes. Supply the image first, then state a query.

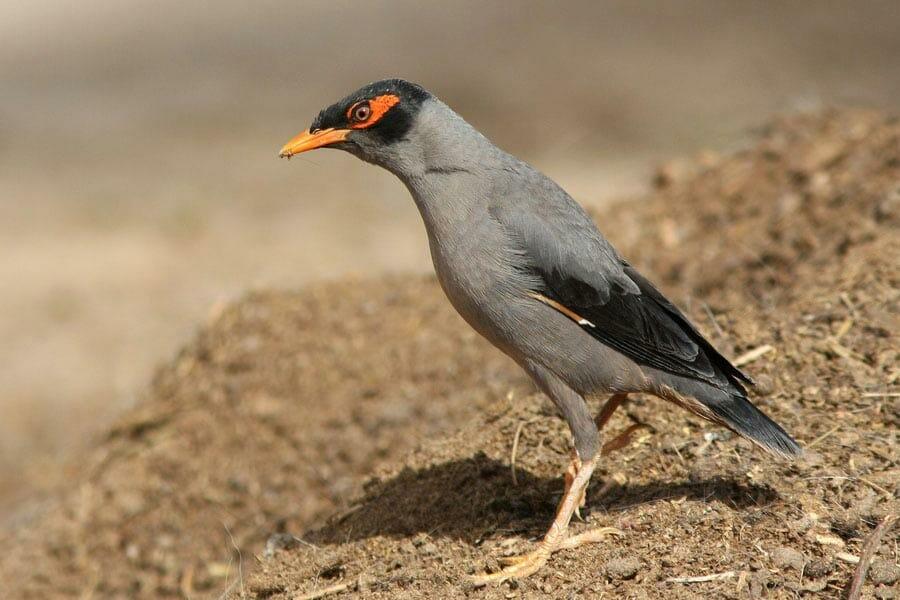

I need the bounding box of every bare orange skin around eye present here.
[347,94,400,129]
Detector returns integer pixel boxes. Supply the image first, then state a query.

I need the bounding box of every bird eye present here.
[351,102,371,123]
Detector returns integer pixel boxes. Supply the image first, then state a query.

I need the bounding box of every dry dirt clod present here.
[875,585,897,600]
[870,560,900,586]
[263,533,300,558]
[771,546,807,571]
[804,558,833,578]
[418,542,439,556]
[605,556,642,580]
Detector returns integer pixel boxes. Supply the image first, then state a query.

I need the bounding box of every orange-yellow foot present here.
[473,454,623,584]
[473,547,552,583]
[559,526,624,549]
[471,526,623,584]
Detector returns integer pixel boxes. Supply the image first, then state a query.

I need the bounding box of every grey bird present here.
[279,79,801,582]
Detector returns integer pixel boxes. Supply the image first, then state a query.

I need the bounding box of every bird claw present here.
[574,505,584,522]
[497,553,531,567]
[559,526,624,549]
[472,549,550,584]
[472,527,624,584]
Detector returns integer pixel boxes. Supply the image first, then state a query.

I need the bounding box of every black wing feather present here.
[489,194,752,392]
[620,266,753,386]
[548,265,753,391]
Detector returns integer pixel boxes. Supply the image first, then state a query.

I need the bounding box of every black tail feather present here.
[704,390,802,459]
[656,371,802,459]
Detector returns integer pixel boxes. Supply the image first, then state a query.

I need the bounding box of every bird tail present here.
[658,378,802,459]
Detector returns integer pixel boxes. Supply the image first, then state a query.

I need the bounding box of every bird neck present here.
[385,99,496,176]
[384,99,505,234]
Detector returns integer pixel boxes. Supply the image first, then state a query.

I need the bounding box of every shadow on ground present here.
[309,453,779,547]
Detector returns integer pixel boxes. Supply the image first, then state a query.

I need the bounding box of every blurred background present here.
[2,1,899,514]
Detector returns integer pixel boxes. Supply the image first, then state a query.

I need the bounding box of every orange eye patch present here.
[347,94,400,129]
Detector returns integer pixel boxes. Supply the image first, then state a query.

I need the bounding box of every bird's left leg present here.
[472,363,622,583]
[595,392,648,455]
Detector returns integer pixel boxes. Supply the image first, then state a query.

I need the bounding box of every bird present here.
[279,79,802,582]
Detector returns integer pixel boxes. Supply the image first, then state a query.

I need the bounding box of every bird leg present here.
[602,422,646,455]
[559,394,643,523]
[595,392,628,430]
[555,393,633,525]
[594,393,646,455]
[472,455,622,583]
[561,450,586,521]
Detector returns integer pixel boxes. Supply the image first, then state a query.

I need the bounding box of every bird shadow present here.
[306,452,780,547]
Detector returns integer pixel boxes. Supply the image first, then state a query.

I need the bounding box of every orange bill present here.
[279,128,350,157]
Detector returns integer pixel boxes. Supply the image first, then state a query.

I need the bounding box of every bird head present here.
[279,79,432,167]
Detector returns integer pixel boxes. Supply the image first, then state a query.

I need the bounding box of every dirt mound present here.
[0,278,523,598]
[242,110,898,599]
[3,109,898,599]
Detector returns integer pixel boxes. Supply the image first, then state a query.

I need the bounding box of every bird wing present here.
[489,195,752,388]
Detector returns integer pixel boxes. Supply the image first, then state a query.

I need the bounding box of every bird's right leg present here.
[473,451,622,583]
[561,393,633,517]
[558,448,587,520]
[471,363,622,583]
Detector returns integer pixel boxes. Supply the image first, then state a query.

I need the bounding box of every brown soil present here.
[2,109,898,599]
[0,280,524,598]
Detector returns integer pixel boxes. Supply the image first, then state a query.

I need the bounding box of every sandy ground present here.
[0,109,896,599]
[4,2,900,513]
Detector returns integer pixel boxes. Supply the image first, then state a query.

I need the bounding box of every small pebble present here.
[263,533,298,558]
[870,560,900,585]
[804,558,832,578]
[771,546,806,571]
[875,585,896,600]
[605,556,641,580]
[755,374,775,395]
[419,542,438,556]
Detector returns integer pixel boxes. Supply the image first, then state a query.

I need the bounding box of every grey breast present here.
[398,99,646,395]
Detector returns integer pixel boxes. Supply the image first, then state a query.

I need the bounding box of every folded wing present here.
[489,199,752,393]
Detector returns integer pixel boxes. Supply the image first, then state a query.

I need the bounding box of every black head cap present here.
[310,79,431,145]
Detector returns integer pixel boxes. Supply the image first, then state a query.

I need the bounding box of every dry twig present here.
[667,570,737,583]
[847,514,898,600]
[295,581,351,600]
[733,345,774,367]
[702,303,725,339]
[510,418,537,485]
[218,521,244,600]
[807,424,841,449]
[803,475,893,498]
[833,316,854,340]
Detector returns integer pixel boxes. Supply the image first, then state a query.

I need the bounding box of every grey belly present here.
[433,257,647,397]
